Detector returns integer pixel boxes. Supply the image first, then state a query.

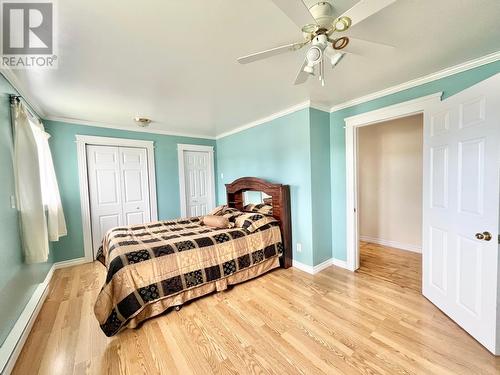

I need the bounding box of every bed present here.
[94,177,292,336]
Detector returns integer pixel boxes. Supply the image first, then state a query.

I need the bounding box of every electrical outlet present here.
[220,173,224,180]
[296,243,302,253]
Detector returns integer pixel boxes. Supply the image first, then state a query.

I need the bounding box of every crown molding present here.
[329,50,500,113]
[216,100,313,140]
[309,101,332,112]
[3,50,498,141]
[44,116,216,140]
[0,67,46,117]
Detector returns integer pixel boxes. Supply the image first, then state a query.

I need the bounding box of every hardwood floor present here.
[12,250,500,375]
[357,241,422,292]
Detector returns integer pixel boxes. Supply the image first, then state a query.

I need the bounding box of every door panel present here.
[456,236,481,315]
[125,211,145,226]
[96,170,120,204]
[457,138,484,215]
[123,170,144,202]
[98,214,121,240]
[429,226,447,293]
[423,74,500,354]
[430,145,448,209]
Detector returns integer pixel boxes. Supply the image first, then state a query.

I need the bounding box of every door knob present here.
[475,232,492,241]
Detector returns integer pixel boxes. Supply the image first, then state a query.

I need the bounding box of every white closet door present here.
[119,147,151,225]
[87,145,152,254]
[422,74,500,354]
[183,150,211,217]
[87,145,123,253]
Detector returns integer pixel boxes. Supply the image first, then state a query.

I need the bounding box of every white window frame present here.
[343,93,442,271]
[76,135,158,261]
[177,144,216,217]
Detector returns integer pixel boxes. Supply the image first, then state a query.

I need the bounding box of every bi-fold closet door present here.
[87,145,151,254]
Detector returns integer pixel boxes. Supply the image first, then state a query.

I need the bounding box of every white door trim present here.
[344,92,443,271]
[76,135,158,261]
[177,144,216,217]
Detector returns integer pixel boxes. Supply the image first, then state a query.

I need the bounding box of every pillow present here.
[207,205,226,216]
[207,205,244,223]
[234,212,278,233]
[202,215,230,229]
[243,203,273,216]
[219,206,243,222]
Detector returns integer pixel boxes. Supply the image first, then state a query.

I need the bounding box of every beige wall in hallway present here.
[358,114,423,252]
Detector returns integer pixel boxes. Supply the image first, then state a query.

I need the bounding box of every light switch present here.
[10,195,16,209]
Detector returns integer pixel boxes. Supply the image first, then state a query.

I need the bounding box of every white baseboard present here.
[53,256,90,270]
[360,235,422,253]
[292,259,314,274]
[330,257,348,269]
[292,257,349,274]
[0,257,92,374]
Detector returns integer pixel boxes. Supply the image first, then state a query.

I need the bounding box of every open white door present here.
[423,74,500,354]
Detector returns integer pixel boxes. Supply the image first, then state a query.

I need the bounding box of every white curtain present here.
[13,102,67,263]
[31,121,67,241]
[13,103,48,263]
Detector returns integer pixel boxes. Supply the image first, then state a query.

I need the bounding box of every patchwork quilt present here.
[94,215,283,336]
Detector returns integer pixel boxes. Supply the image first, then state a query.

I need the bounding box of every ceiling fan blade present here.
[340,37,394,56]
[237,41,307,64]
[294,59,310,85]
[341,0,397,27]
[270,0,316,29]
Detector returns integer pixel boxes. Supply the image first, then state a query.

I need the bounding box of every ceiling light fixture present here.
[303,34,329,86]
[333,16,352,32]
[306,45,322,65]
[134,116,152,127]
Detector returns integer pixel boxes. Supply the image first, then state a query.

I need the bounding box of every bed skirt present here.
[101,256,280,331]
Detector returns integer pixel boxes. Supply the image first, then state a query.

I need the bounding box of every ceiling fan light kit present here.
[237,0,396,86]
[333,16,352,32]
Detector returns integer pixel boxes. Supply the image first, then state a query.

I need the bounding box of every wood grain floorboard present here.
[11,245,500,375]
[358,241,422,292]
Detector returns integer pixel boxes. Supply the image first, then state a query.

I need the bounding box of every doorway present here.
[356,114,423,292]
[344,93,441,272]
[344,75,500,354]
[76,135,158,260]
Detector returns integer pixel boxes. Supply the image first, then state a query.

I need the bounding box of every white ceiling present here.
[5,0,500,137]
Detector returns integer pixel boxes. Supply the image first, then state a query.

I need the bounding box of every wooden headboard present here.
[225,177,292,269]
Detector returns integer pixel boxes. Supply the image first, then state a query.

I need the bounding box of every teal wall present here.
[0,74,53,345]
[215,108,333,267]
[215,108,315,265]
[330,60,500,261]
[309,108,332,265]
[44,120,215,262]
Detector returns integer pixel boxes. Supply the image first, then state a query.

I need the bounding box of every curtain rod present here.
[9,94,20,105]
[9,94,40,121]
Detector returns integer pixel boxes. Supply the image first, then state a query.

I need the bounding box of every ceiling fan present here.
[237,0,396,86]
